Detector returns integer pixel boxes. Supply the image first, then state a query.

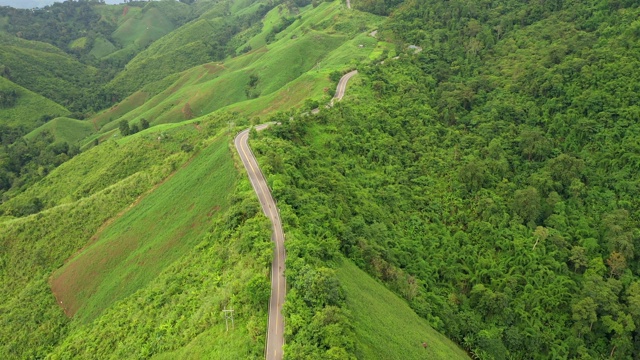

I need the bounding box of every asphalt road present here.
[331,70,358,105]
[235,70,358,360]
[234,125,286,360]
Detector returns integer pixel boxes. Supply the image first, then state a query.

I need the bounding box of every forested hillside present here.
[251,0,640,358]
[4,0,640,358]
[0,1,465,359]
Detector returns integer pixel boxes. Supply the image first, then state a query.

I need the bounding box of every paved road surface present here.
[234,125,286,360]
[331,70,358,105]
[235,70,358,360]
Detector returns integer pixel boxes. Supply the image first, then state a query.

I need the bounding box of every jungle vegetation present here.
[250,0,640,358]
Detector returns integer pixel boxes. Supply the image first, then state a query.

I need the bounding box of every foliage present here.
[337,259,468,359]
[0,130,80,210]
[250,0,640,358]
[0,76,69,131]
[24,117,95,145]
[0,114,271,358]
[48,178,270,359]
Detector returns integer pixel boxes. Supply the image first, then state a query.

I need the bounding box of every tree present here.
[140,118,150,130]
[606,252,627,278]
[458,157,487,192]
[512,187,541,226]
[548,154,585,188]
[569,246,588,272]
[118,120,130,136]
[572,297,597,337]
[519,128,551,161]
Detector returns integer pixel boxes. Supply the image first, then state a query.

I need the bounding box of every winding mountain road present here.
[235,70,357,360]
[332,70,358,105]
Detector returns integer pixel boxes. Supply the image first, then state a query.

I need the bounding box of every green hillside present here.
[0,114,271,358]
[94,1,382,133]
[51,135,236,324]
[105,0,269,97]
[111,6,177,49]
[25,117,95,144]
[6,0,640,359]
[249,0,640,358]
[0,77,69,130]
[337,260,469,359]
[0,33,97,111]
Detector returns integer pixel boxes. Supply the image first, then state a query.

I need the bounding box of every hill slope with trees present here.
[250,0,640,358]
[5,0,640,358]
[0,0,471,359]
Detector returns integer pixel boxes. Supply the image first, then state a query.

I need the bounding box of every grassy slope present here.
[0,77,69,130]
[111,7,175,49]
[0,162,176,358]
[48,179,272,360]
[51,135,236,324]
[0,33,96,107]
[0,2,469,359]
[92,1,382,133]
[92,2,191,60]
[0,122,203,214]
[89,36,117,59]
[24,117,95,144]
[337,260,469,360]
[0,118,227,358]
[105,0,230,96]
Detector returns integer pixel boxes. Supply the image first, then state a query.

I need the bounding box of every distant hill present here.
[0,0,123,8]
[24,117,94,145]
[0,76,68,130]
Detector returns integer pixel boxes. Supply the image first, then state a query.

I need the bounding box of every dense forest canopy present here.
[250,0,640,358]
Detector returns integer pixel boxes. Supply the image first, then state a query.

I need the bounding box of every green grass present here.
[0,77,69,130]
[88,90,150,130]
[112,7,175,49]
[0,117,235,358]
[337,260,470,360]
[89,36,117,58]
[1,120,204,215]
[25,117,95,144]
[0,33,97,107]
[51,135,237,324]
[0,169,170,359]
[69,37,88,50]
[93,0,383,132]
[151,321,262,360]
[367,41,395,60]
[47,177,271,359]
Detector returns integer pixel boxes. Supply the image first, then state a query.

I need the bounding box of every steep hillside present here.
[0,77,69,130]
[51,136,237,324]
[24,117,94,145]
[337,260,469,359]
[2,0,604,359]
[0,33,98,111]
[0,113,271,359]
[250,0,640,358]
[94,1,381,133]
[105,0,272,97]
[95,1,195,62]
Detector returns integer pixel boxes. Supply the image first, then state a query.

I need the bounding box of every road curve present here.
[331,70,358,105]
[235,70,358,360]
[234,124,286,360]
